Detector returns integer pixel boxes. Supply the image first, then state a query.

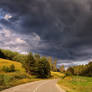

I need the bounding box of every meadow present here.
[58,76,92,92]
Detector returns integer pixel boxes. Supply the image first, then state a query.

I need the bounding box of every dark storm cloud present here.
[0,0,92,64]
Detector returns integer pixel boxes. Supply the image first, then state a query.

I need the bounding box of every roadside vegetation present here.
[58,61,92,92]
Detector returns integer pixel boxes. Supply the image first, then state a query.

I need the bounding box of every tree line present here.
[0,49,26,63]
[1,49,92,77]
[66,62,92,77]
[0,49,58,78]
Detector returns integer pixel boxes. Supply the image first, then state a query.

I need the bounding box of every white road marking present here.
[33,80,50,92]
[1,80,46,92]
[56,84,65,92]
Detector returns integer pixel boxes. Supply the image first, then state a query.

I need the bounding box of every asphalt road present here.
[1,80,65,92]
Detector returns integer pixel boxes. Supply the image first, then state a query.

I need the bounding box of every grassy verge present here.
[0,72,41,91]
[58,76,92,92]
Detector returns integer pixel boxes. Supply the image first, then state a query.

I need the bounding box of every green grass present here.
[58,76,92,92]
[0,58,41,91]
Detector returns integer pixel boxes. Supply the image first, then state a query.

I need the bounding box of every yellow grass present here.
[0,58,25,72]
[51,72,65,78]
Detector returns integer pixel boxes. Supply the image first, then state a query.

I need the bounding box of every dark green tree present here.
[10,64,15,72]
[24,52,36,74]
[37,57,51,78]
[66,67,74,76]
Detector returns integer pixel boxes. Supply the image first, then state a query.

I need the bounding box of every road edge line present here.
[56,84,66,92]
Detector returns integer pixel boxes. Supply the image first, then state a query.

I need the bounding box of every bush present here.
[2,64,16,72]
[0,74,13,86]
[0,74,4,85]
[65,67,74,76]
[14,73,30,79]
[10,64,15,72]
[2,66,10,72]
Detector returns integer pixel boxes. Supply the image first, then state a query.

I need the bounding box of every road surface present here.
[1,80,65,92]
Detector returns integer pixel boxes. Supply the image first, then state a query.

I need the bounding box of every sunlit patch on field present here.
[51,72,65,78]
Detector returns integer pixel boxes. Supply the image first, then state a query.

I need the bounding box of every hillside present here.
[0,58,25,72]
[0,58,39,91]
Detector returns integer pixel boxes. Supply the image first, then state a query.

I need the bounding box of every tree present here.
[59,65,65,73]
[24,52,36,74]
[34,53,40,61]
[37,57,51,78]
[66,67,74,76]
[0,49,26,63]
[24,54,51,78]
[52,58,57,72]
[0,49,5,59]
[48,57,53,70]
[10,64,15,72]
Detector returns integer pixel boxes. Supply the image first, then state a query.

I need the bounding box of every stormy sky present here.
[0,0,92,67]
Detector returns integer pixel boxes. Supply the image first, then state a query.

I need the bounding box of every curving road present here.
[1,80,65,92]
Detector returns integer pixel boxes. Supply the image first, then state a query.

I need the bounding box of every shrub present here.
[2,64,16,72]
[0,74,13,86]
[0,74,4,85]
[14,73,30,79]
[3,75,13,86]
[2,66,10,72]
[10,64,15,72]
[65,67,74,76]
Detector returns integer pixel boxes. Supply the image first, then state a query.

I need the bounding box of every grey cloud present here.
[0,0,92,65]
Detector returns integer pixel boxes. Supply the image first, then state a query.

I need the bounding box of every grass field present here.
[58,76,92,92]
[0,58,40,91]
